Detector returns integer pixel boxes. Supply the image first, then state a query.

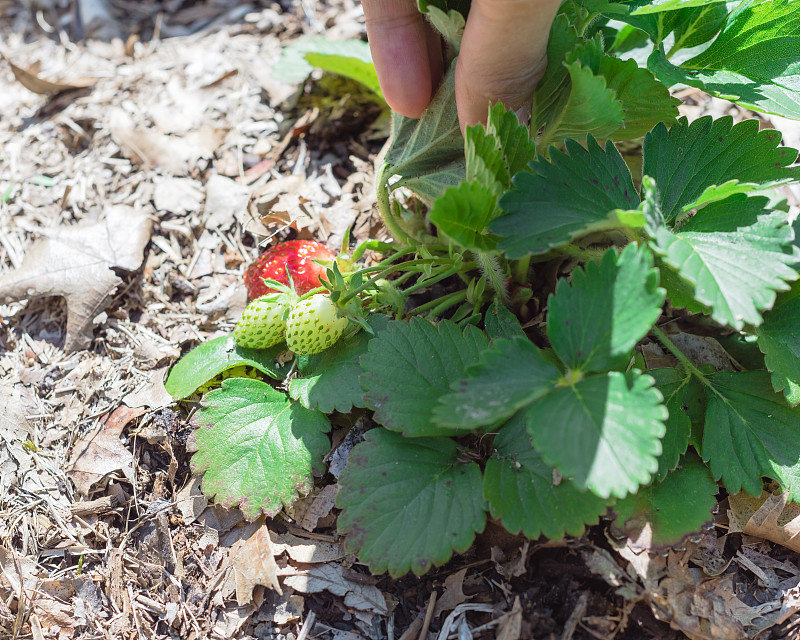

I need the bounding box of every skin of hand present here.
[362,0,562,132]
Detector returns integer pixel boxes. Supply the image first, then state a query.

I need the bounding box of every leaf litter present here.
[2,2,800,640]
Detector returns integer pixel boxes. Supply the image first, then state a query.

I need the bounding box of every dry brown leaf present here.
[290,483,338,531]
[729,490,800,551]
[281,563,388,615]
[0,382,34,494]
[433,568,468,619]
[0,206,151,352]
[495,597,523,640]
[231,524,282,604]
[205,174,250,231]
[270,530,344,564]
[67,405,145,496]
[1,53,97,94]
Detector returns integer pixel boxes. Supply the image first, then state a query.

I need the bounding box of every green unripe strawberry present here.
[234,295,290,349]
[285,294,348,355]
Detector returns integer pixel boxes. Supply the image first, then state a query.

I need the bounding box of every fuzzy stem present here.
[376,164,415,245]
[476,252,509,305]
[408,290,468,317]
[402,265,462,296]
[651,325,711,387]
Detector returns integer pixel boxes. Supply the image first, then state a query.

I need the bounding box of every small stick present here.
[297,610,316,640]
[418,591,437,640]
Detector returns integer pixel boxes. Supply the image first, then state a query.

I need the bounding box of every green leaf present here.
[484,413,609,539]
[465,124,509,194]
[527,370,667,499]
[651,196,798,330]
[649,368,692,481]
[485,103,537,178]
[494,136,639,258]
[435,338,560,429]
[289,316,389,413]
[702,371,800,496]
[547,245,664,372]
[647,0,800,119]
[629,0,727,15]
[190,378,330,520]
[274,39,382,99]
[361,319,488,436]
[613,452,717,547]
[642,117,800,224]
[418,0,466,49]
[598,56,680,139]
[337,429,486,577]
[429,182,500,251]
[665,3,729,51]
[384,62,464,204]
[484,300,526,341]
[756,282,800,406]
[165,334,285,399]
[536,60,624,150]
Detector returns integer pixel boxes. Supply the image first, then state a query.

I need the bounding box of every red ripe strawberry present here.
[244,240,335,301]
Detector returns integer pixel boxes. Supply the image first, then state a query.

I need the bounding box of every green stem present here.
[476,252,509,305]
[351,240,400,263]
[511,256,531,285]
[408,290,468,317]
[556,245,608,262]
[376,164,415,245]
[651,325,711,386]
[402,265,462,296]
[340,259,460,305]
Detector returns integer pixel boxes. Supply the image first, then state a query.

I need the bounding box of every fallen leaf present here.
[729,490,800,552]
[0,382,34,493]
[0,206,152,352]
[496,597,523,640]
[153,176,204,214]
[205,174,250,230]
[269,530,344,564]
[290,484,339,531]
[1,53,97,94]
[231,524,282,604]
[67,405,145,496]
[433,568,468,618]
[282,563,388,615]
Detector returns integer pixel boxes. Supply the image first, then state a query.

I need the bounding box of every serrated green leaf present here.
[165,334,285,399]
[647,0,800,119]
[642,117,800,224]
[527,370,667,499]
[190,378,330,519]
[649,368,692,481]
[429,182,500,251]
[484,412,609,539]
[598,56,680,139]
[465,124,509,194]
[548,245,664,372]
[484,300,526,341]
[289,316,389,413]
[756,282,800,406]
[304,53,383,100]
[664,3,729,51]
[651,196,798,330]
[435,338,560,429]
[361,319,488,436]
[613,452,717,547]
[485,103,537,178]
[685,179,796,213]
[384,62,464,204]
[494,136,639,258]
[702,371,800,496]
[537,60,624,150]
[337,429,486,577]
[418,0,466,49]
[630,0,727,15]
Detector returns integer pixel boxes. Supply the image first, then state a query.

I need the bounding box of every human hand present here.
[362,0,562,132]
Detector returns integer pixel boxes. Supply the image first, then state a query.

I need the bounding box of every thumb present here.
[455,0,561,132]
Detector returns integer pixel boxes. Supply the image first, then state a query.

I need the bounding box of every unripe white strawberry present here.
[233,294,289,349]
[285,294,348,355]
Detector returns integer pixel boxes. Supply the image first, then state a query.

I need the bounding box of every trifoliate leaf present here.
[547,245,664,372]
[485,103,536,178]
[384,62,464,204]
[647,1,800,119]
[643,117,800,225]
[165,334,285,399]
[536,61,624,150]
[190,378,330,520]
[484,300,526,341]
[484,412,610,539]
[651,196,798,330]
[337,429,486,577]
[429,182,500,251]
[702,371,800,497]
[649,368,692,481]
[361,318,488,436]
[756,282,800,406]
[613,452,717,548]
[494,136,639,258]
[527,370,667,499]
[435,338,560,430]
[290,316,389,413]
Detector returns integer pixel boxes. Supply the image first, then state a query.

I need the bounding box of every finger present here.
[455,0,561,131]
[363,0,440,118]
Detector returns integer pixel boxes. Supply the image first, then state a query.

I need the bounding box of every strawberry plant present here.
[167,0,800,579]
